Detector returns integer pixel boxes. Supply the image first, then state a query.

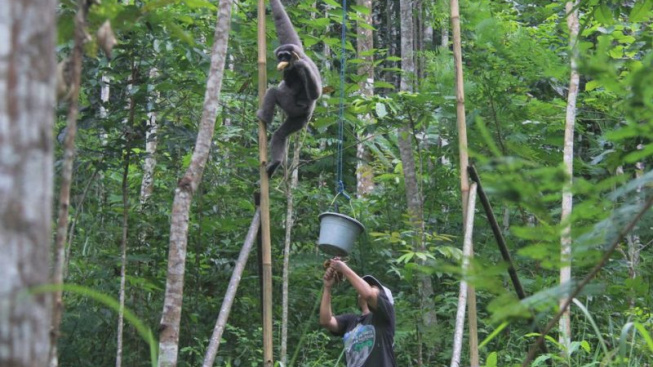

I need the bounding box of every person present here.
[319,257,397,367]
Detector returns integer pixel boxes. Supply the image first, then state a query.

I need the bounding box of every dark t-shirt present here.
[333,291,397,367]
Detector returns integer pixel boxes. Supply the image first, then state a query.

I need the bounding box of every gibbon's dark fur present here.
[257,0,322,177]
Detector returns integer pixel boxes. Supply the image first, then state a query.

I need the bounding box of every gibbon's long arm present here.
[296,60,322,101]
[270,0,303,49]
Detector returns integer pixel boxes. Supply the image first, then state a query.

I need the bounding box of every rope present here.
[335,0,349,202]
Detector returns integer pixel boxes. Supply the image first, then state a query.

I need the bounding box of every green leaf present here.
[594,4,614,25]
[350,5,371,15]
[309,18,331,27]
[373,81,395,89]
[322,0,341,8]
[397,252,414,263]
[485,351,498,367]
[375,102,388,118]
[585,80,601,91]
[633,322,653,352]
[624,143,653,163]
[630,0,653,22]
[581,340,591,353]
[143,0,176,12]
[184,0,217,9]
[357,22,375,31]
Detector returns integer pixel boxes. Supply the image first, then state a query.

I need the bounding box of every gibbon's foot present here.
[266,161,281,178]
[256,109,271,126]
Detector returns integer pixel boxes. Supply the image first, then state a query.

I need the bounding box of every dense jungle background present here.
[2,0,652,366]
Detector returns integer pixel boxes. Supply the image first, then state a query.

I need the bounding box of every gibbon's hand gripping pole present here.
[258,0,273,365]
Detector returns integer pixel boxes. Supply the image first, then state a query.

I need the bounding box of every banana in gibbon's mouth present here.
[277,52,300,71]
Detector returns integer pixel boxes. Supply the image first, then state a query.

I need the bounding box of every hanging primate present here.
[257,0,322,177]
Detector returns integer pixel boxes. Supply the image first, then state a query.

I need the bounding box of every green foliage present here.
[54,0,653,366]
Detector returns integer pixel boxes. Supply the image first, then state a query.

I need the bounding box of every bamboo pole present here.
[450,0,478,365]
[257,0,273,365]
[450,182,478,367]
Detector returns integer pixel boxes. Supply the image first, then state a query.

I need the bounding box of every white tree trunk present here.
[0,0,56,365]
[157,0,234,365]
[202,210,261,367]
[140,68,159,205]
[356,0,375,197]
[450,183,478,367]
[116,151,131,367]
[281,136,302,365]
[559,0,579,351]
[116,63,136,367]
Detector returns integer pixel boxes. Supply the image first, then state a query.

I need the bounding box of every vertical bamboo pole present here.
[450,0,479,365]
[257,0,273,365]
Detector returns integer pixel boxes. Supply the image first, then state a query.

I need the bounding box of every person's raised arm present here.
[329,258,379,309]
[319,267,340,333]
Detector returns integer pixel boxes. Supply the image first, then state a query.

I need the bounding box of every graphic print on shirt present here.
[343,323,375,367]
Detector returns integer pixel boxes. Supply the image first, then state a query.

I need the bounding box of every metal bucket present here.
[317,212,365,256]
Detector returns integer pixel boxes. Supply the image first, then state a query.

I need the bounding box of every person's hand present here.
[323,267,336,288]
[328,257,349,273]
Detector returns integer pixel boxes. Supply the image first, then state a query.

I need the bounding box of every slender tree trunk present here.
[356,0,375,197]
[385,0,399,88]
[157,0,234,365]
[450,183,478,367]
[440,19,449,50]
[627,157,645,307]
[140,68,159,206]
[116,148,131,367]
[424,10,433,50]
[398,1,436,364]
[116,59,137,367]
[50,1,88,365]
[280,135,302,365]
[0,0,56,365]
[202,210,261,367]
[559,0,579,352]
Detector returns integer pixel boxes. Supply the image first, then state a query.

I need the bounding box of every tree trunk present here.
[450,183,478,367]
[356,0,375,197]
[627,156,645,307]
[0,0,56,365]
[50,1,88,365]
[280,135,302,365]
[559,0,579,352]
[157,0,234,365]
[116,148,131,367]
[385,0,399,89]
[440,19,449,50]
[398,1,437,364]
[140,68,159,206]
[202,209,261,367]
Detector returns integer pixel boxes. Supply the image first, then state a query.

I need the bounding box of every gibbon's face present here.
[277,50,293,62]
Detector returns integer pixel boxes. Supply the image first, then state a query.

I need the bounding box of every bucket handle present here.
[329,184,357,219]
